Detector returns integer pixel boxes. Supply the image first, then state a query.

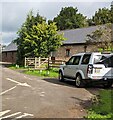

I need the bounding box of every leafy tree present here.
[86,23,113,51]
[53,7,88,30]
[91,7,112,25]
[110,4,113,23]
[15,11,65,65]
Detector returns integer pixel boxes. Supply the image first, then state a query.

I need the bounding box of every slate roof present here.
[3,26,100,52]
[59,26,98,44]
[2,42,17,52]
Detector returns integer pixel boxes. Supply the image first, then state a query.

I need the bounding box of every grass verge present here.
[8,64,59,78]
[24,68,58,78]
[86,89,113,119]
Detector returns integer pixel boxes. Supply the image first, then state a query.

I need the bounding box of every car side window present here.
[73,56,81,65]
[81,54,91,64]
[67,56,75,65]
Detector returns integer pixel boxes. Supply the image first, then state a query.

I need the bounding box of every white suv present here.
[59,52,113,88]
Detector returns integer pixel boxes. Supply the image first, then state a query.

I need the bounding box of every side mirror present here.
[65,62,69,65]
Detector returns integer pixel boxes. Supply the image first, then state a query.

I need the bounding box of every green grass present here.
[86,90,113,119]
[24,68,58,78]
[8,64,26,69]
[9,64,59,78]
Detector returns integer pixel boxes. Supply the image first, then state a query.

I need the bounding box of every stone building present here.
[2,42,17,63]
[54,25,98,60]
[2,25,105,63]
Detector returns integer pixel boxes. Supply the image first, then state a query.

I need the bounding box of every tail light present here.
[87,64,93,74]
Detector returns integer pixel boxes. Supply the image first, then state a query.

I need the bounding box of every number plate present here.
[95,69,100,73]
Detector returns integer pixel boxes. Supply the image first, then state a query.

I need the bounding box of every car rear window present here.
[102,55,113,67]
[81,54,91,64]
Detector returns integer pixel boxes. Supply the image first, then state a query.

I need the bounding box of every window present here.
[51,51,56,57]
[67,56,81,65]
[66,49,70,57]
[67,56,75,65]
[81,54,91,64]
[73,56,81,65]
[102,55,113,67]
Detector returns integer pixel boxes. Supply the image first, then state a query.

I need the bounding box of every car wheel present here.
[59,71,64,82]
[75,75,84,88]
[103,81,112,88]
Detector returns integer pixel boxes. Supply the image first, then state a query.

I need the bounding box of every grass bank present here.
[86,89,113,119]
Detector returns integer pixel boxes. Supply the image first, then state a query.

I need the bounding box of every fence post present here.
[25,57,26,67]
[47,57,50,70]
[38,57,41,67]
[35,57,37,69]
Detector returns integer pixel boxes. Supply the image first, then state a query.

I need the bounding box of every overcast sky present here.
[0,0,112,45]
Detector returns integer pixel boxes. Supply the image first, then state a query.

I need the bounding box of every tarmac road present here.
[0,63,97,119]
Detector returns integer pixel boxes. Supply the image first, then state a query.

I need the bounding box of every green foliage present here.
[53,7,88,30]
[88,5,113,26]
[14,10,65,65]
[86,23,113,51]
[86,90,113,119]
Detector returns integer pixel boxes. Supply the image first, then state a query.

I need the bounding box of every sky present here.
[0,0,112,45]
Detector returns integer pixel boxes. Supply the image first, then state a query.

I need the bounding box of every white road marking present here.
[1,78,32,95]
[41,92,45,94]
[1,112,21,119]
[13,113,33,119]
[0,110,33,120]
[39,94,45,97]
[0,110,11,117]
[6,78,32,88]
[0,86,17,96]
[24,76,32,80]
[6,78,20,84]
[17,83,31,88]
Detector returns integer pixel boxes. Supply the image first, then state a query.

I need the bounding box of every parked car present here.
[59,52,113,88]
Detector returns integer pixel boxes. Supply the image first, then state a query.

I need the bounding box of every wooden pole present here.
[39,57,41,67]
[35,57,37,69]
[47,57,50,70]
[25,57,26,67]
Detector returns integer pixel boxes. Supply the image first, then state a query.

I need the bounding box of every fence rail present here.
[25,57,66,69]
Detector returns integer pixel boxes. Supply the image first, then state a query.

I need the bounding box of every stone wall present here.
[1,44,98,63]
[2,51,17,64]
[55,44,97,60]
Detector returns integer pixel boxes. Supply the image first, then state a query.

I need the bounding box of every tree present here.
[86,23,113,51]
[15,11,65,65]
[110,4,113,23]
[53,7,88,30]
[91,7,112,25]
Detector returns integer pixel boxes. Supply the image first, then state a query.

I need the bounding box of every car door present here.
[63,56,81,78]
[69,56,81,78]
[63,56,75,77]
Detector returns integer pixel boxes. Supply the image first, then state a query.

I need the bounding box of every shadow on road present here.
[43,78,113,94]
[43,78,76,88]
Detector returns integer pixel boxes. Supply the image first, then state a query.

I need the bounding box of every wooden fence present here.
[24,57,66,69]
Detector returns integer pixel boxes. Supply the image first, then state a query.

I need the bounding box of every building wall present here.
[2,51,17,64]
[55,44,97,60]
[1,44,98,63]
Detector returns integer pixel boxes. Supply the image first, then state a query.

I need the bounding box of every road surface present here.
[0,63,97,119]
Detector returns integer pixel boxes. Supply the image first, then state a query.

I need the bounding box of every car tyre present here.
[75,75,84,88]
[59,71,64,82]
